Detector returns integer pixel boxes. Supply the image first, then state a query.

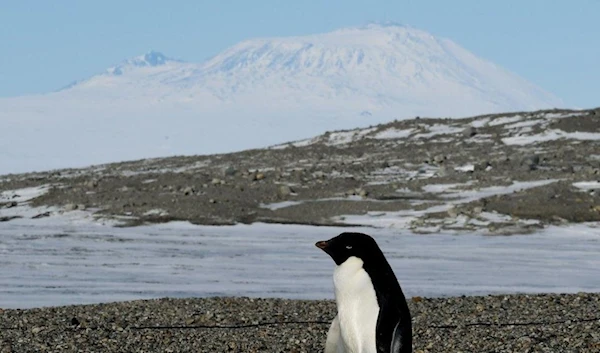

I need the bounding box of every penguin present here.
[316,232,412,353]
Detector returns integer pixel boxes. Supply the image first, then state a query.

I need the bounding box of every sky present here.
[1,0,599,109]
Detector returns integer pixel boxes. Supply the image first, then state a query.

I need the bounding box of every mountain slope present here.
[0,24,563,174]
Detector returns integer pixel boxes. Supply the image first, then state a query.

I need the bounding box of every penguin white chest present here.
[333,256,380,353]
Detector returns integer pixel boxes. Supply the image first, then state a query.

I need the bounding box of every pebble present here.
[0,293,597,352]
[278,185,294,197]
[463,126,477,137]
[64,203,77,211]
[223,166,237,177]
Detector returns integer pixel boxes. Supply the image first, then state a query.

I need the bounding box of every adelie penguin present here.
[316,232,412,353]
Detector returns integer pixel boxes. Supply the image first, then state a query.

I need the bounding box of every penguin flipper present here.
[325,315,346,353]
[390,320,404,353]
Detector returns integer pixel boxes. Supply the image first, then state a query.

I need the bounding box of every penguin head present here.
[315,232,380,265]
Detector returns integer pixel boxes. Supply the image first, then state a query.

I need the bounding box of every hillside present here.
[1,107,598,234]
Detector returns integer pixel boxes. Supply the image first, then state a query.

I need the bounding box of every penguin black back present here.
[316,232,412,353]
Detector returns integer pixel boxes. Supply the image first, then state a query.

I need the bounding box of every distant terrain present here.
[1,107,599,234]
[0,24,562,174]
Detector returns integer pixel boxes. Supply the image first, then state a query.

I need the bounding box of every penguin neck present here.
[362,253,410,315]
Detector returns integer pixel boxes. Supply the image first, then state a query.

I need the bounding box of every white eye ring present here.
[345,245,353,250]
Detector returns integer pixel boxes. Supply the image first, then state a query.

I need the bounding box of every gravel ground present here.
[1,293,599,352]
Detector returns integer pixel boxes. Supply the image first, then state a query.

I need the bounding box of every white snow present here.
[372,128,413,139]
[504,119,544,129]
[502,129,600,145]
[259,200,304,210]
[470,118,490,128]
[0,185,53,203]
[143,209,169,216]
[337,179,558,229]
[488,115,523,126]
[0,185,126,227]
[0,24,563,175]
[413,124,464,139]
[441,179,558,203]
[422,182,473,193]
[455,164,475,172]
[573,181,600,191]
[325,127,377,145]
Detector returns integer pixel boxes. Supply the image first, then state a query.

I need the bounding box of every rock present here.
[85,180,99,188]
[522,155,540,170]
[31,212,51,219]
[223,166,237,177]
[278,185,294,197]
[436,166,449,177]
[463,126,477,137]
[119,186,129,192]
[0,215,22,222]
[474,161,491,172]
[209,199,216,204]
[182,186,195,195]
[447,206,458,218]
[211,178,222,185]
[433,155,446,164]
[64,203,77,211]
[4,201,17,208]
[517,336,533,346]
[313,171,325,179]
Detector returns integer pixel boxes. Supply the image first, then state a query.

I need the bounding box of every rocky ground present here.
[1,293,599,352]
[1,107,599,234]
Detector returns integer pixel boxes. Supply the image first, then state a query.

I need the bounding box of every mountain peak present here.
[107,51,181,75]
[359,21,411,30]
[133,51,172,67]
[57,25,561,116]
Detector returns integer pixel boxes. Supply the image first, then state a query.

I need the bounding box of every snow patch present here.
[413,124,464,139]
[455,164,475,172]
[502,130,600,145]
[573,181,600,191]
[488,115,523,126]
[371,128,413,139]
[326,127,377,145]
[0,185,53,203]
[336,179,559,229]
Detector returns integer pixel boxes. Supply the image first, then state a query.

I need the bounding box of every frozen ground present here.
[0,216,599,309]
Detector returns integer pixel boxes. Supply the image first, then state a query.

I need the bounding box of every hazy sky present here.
[1,0,598,108]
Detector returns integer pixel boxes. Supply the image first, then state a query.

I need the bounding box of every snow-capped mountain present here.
[0,24,563,174]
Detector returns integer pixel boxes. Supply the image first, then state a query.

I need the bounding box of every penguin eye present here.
[345,245,353,250]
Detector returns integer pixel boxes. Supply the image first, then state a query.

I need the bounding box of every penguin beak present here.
[315,240,329,251]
